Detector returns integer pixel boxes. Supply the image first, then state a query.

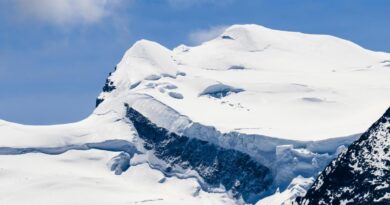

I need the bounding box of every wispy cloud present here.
[13,0,125,26]
[188,25,228,45]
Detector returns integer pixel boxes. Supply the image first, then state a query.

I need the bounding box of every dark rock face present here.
[96,68,117,107]
[95,98,104,107]
[296,108,390,205]
[221,35,234,40]
[126,105,273,203]
[102,78,116,92]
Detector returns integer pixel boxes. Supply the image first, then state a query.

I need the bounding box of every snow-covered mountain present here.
[97,24,390,140]
[1,24,390,204]
[295,107,390,205]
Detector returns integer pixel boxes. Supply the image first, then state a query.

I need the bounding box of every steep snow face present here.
[96,92,356,201]
[126,106,272,203]
[98,24,390,140]
[295,107,390,205]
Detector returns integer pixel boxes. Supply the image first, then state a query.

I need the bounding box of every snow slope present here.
[98,24,390,140]
[0,150,235,205]
[0,111,134,148]
[1,24,390,205]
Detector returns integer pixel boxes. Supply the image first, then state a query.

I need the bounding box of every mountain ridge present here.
[295,107,390,204]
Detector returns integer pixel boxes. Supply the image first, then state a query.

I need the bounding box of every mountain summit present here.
[97,24,390,140]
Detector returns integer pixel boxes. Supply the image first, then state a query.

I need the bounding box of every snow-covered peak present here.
[220,24,366,50]
[216,24,270,51]
[176,24,386,72]
[111,39,178,90]
[96,24,390,140]
[217,24,369,54]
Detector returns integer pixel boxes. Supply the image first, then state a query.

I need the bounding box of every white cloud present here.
[14,0,124,26]
[188,25,228,45]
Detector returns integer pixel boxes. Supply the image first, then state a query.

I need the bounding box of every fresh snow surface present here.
[0,150,235,205]
[100,24,390,140]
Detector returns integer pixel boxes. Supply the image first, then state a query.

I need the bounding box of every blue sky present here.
[1,0,389,124]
